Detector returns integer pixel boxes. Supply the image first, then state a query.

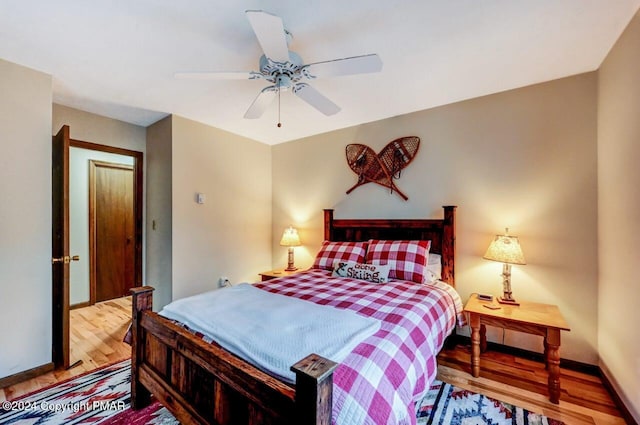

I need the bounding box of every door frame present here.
[52,135,143,369]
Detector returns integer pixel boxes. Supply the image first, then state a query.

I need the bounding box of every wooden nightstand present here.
[464,293,570,404]
[259,269,301,282]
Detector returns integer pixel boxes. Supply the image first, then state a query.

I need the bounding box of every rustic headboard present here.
[323,206,457,287]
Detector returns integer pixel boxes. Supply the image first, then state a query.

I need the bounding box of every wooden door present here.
[52,125,70,369]
[90,161,135,302]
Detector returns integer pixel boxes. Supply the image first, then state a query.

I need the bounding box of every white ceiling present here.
[1,1,638,145]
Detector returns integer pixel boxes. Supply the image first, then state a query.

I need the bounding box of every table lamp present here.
[483,228,526,305]
[280,226,301,271]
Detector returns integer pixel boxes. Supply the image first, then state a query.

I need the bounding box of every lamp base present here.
[284,247,298,272]
[498,297,520,306]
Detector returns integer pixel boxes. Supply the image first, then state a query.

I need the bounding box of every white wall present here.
[171,115,272,300]
[69,148,134,305]
[597,9,640,422]
[272,73,599,365]
[0,59,52,378]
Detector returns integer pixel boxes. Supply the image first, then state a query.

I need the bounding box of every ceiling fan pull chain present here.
[277,79,282,128]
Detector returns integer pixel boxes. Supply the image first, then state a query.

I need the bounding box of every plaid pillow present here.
[312,241,368,271]
[366,240,431,283]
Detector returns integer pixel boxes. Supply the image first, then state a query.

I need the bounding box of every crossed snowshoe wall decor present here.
[345,136,420,200]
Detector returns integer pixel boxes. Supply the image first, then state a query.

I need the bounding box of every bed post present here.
[441,206,458,349]
[323,209,334,241]
[130,286,154,409]
[291,353,338,425]
[441,206,457,286]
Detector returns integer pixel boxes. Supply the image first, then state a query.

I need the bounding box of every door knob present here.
[51,255,80,264]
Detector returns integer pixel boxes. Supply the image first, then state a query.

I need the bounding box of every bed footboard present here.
[130,286,337,425]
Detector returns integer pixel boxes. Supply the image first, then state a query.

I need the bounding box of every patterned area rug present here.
[0,360,564,425]
[416,381,565,425]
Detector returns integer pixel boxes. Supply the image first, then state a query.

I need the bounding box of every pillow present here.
[331,260,391,284]
[425,253,442,283]
[312,241,367,271]
[366,239,431,284]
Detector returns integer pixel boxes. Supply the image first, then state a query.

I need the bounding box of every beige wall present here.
[53,104,147,152]
[597,10,640,422]
[273,73,599,364]
[0,59,52,378]
[171,115,272,300]
[145,116,173,310]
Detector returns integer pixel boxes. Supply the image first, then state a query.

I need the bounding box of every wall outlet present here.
[218,276,230,287]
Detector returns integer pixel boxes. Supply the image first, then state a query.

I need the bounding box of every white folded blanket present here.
[159,283,381,383]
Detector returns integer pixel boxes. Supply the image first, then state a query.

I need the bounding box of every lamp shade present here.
[279,226,301,247]
[483,228,526,265]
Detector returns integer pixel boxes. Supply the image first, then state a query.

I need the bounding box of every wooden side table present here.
[464,294,570,404]
[259,269,301,281]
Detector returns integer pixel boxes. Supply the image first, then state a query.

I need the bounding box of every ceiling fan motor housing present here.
[258,51,306,90]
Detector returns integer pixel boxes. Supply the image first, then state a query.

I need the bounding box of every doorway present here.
[52,127,143,369]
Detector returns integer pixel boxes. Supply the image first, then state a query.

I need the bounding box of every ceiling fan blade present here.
[244,86,277,119]
[293,83,341,116]
[245,10,290,63]
[304,54,383,78]
[175,71,253,80]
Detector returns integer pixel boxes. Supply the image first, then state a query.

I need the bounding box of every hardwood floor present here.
[437,342,626,425]
[0,296,131,402]
[0,301,628,425]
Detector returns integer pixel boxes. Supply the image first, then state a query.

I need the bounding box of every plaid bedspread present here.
[255,269,465,425]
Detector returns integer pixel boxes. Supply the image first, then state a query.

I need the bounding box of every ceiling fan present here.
[175,10,383,125]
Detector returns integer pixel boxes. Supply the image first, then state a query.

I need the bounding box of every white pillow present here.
[425,253,442,283]
[332,260,391,284]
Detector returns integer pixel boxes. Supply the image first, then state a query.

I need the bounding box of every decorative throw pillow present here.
[425,253,442,283]
[366,239,431,284]
[312,241,368,271]
[331,260,391,284]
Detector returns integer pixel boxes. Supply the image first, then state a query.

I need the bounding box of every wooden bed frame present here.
[130,206,456,425]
